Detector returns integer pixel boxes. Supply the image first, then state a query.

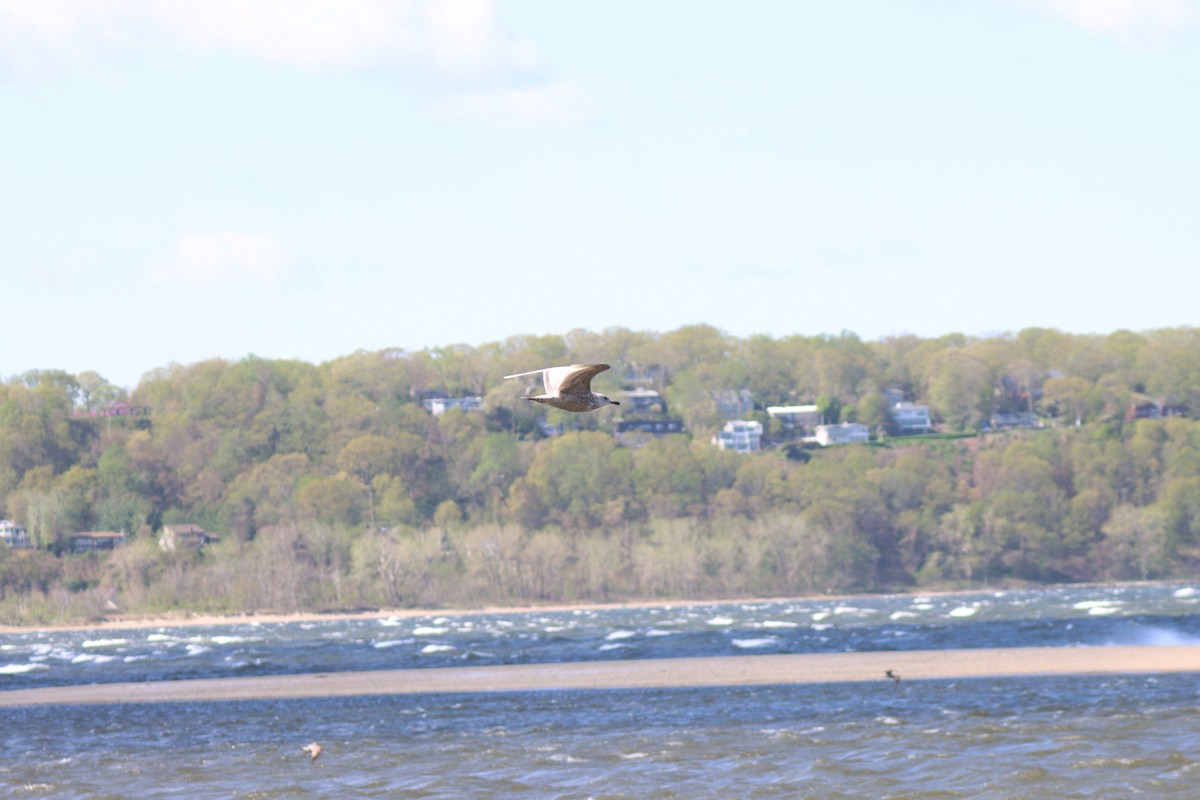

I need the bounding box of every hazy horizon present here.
[4,1,1198,389]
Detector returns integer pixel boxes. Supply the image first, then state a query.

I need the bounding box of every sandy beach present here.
[4,645,1200,707]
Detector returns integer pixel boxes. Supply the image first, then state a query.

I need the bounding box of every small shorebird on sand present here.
[302,742,323,762]
[504,363,620,413]
[885,669,900,685]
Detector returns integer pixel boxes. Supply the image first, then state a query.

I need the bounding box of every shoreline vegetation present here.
[4,645,1200,707]
[5,326,1200,626]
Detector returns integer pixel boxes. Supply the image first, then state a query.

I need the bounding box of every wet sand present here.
[4,645,1200,707]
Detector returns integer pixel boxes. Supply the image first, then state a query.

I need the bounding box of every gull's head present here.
[597,394,619,407]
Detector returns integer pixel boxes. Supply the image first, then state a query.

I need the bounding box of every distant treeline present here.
[2,325,1200,623]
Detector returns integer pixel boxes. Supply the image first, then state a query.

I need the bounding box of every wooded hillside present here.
[3,325,1200,623]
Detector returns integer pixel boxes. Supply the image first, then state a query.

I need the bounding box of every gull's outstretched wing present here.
[504,365,572,394]
[555,364,610,396]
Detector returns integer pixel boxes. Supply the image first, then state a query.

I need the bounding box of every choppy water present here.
[5,583,1200,798]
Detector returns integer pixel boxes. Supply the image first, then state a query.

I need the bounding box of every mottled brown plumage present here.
[504,363,620,412]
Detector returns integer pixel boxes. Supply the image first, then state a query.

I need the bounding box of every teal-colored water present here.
[4,583,1200,798]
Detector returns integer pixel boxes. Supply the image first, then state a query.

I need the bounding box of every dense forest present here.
[3,324,1200,624]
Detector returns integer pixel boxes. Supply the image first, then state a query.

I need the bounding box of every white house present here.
[766,404,823,432]
[713,420,763,453]
[891,402,932,435]
[0,519,30,548]
[422,397,484,416]
[814,422,870,446]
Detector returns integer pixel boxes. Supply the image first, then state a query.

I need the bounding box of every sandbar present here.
[3,645,1200,707]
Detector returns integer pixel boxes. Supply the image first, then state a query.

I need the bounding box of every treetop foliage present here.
[3,324,1200,621]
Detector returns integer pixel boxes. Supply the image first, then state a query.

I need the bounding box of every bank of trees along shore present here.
[3,325,1200,623]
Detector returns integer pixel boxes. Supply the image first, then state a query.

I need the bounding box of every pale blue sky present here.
[2,0,1198,388]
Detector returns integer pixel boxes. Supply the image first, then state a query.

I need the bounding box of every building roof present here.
[164,523,207,534]
[767,405,820,415]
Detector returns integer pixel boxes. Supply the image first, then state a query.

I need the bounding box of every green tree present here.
[632,436,706,517]
[296,474,368,525]
[927,349,992,430]
[1102,504,1170,580]
[856,392,894,435]
[1041,375,1094,422]
[520,432,635,530]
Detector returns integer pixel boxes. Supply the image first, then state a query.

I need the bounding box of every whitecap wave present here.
[732,637,777,649]
[420,644,456,654]
[605,630,636,641]
[209,636,258,645]
[0,663,48,675]
[548,753,587,763]
[412,626,448,636]
[82,638,127,648]
[373,639,409,649]
[948,607,977,618]
[1073,600,1122,611]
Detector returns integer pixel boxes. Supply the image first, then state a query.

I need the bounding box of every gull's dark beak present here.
[611,400,620,405]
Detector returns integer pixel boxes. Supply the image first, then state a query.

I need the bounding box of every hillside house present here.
[988,412,1040,430]
[614,418,685,447]
[891,402,932,435]
[70,531,127,554]
[538,419,564,437]
[158,524,218,551]
[767,405,823,432]
[814,422,870,446]
[0,519,30,548]
[713,420,762,453]
[71,402,151,419]
[422,397,484,416]
[623,388,668,414]
[1125,398,1188,422]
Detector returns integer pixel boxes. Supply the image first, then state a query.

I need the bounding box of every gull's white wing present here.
[555,364,610,396]
[504,365,573,393]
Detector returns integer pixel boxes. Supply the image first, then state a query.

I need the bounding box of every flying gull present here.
[504,363,621,413]
[302,742,323,762]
